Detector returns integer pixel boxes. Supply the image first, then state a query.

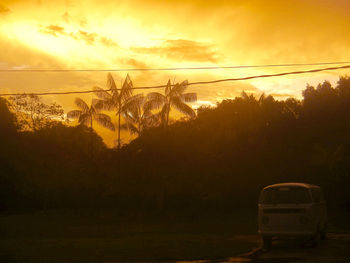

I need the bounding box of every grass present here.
[0,209,259,262]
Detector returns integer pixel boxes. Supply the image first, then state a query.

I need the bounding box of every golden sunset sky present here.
[1,0,350,146]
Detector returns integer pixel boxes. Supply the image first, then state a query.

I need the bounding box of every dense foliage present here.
[1,77,350,213]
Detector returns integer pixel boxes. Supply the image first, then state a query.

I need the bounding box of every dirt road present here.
[181,232,350,263]
[253,233,350,263]
[219,232,350,263]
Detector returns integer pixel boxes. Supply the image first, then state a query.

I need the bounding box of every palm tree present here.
[145,80,197,127]
[120,93,158,136]
[67,97,115,131]
[93,73,133,149]
[241,91,258,103]
[67,97,115,157]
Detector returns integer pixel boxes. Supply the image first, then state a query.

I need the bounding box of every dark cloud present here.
[132,39,220,63]
[62,11,69,22]
[61,11,87,27]
[99,36,118,47]
[79,19,87,27]
[120,58,148,69]
[39,24,118,47]
[0,4,10,14]
[39,25,66,36]
[73,30,97,45]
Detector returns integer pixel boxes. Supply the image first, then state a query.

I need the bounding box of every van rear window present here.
[260,187,312,204]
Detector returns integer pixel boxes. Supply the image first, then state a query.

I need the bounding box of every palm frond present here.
[150,111,163,127]
[79,113,90,125]
[241,91,249,100]
[75,98,89,113]
[67,110,81,119]
[95,113,115,131]
[258,93,266,103]
[90,100,98,116]
[107,73,118,93]
[120,122,139,135]
[241,91,256,102]
[143,112,160,128]
[95,99,115,111]
[182,92,197,102]
[122,94,144,112]
[92,98,101,108]
[93,86,112,100]
[171,96,196,119]
[265,95,275,103]
[120,123,129,130]
[145,92,166,109]
[165,79,172,96]
[173,80,188,95]
[143,100,154,113]
[107,73,120,103]
[94,99,104,111]
[123,111,137,123]
[120,74,133,102]
[142,107,153,118]
[159,103,169,125]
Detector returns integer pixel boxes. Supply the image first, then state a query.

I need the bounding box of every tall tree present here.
[145,80,197,127]
[93,73,133,149]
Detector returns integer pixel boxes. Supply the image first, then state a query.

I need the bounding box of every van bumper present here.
[259,230,315,238]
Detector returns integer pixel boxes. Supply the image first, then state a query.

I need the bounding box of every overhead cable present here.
[0,61,350,72]
[0,64,349,97]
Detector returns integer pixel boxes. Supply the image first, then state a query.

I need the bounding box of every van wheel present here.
[262,236,272,249]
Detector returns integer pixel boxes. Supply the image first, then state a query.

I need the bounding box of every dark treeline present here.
[1,76,350,214]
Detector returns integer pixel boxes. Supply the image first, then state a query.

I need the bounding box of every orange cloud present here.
[132,39,220,63]
[119,58,148,69]
[0,4,10,14]
[73,30,97,45]
[39,24,65,36]
[39,24,118,47]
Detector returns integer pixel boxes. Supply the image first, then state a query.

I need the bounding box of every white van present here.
[258,183,327,247]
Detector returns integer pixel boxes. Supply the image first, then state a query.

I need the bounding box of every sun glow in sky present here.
[1,0,350,146]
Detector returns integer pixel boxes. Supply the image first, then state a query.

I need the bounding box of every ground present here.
[0,209,349,263]
[0,209,256,262]
[253,233,350,263]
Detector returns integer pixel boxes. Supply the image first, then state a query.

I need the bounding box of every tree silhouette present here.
[120,93,158,136]
[3,76,350,213]
[67,98,114,157]
[145,80,197,127]
[8,94,64,131]
[93,73,133,149]
[67,98,115,131]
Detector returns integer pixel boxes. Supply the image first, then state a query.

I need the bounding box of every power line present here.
[1,61,350,72]
[0,64,349,97]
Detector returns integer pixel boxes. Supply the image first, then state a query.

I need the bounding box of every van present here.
[258,183,327,247]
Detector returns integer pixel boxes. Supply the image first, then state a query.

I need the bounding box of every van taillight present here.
[263,208,306,214]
